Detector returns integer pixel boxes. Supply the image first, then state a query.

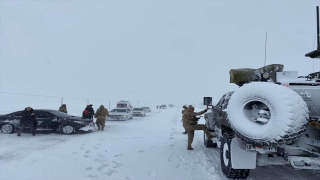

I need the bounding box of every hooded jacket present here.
[58,104,68,113]
[94,105,109,120]
[183,105,207,125]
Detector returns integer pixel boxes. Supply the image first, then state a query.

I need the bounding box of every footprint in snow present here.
[97,164,108,171]
[138,150,144,153]
[148,172,156,176]
[98,154,106,158]
[84,155,89,158]
[86,166,93,170]
[79,147,84,150]
[94,147,99,149]
[114,154,123,157]
[87,174,99,179]
[112,161,123,168]
[125,176,133,180]
[150,146,156,148]
[85,150,90,154]
[73,152,77,154]
[105,169,117,176]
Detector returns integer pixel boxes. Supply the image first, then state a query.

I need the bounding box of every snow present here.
[0,108,220,180]
[1,108,320,180]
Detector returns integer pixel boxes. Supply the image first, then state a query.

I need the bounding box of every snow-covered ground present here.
[1,108,320,180]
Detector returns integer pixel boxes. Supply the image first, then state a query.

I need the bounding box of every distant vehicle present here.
[132,108,146,117]
[116,100,133,110]
[141,107,151,113]
[107,108,133,121]
[159,105,167,109]
[0,110,94,134]
[169,104,174,108]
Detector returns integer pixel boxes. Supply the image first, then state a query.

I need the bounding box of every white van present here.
[116,100,133,110]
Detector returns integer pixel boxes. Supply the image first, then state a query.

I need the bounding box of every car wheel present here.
[220,133,250,179]
[61,125,74,134]
[1,123,15,134]
[227,82,308,144]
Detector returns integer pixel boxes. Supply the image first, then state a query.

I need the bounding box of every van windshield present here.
[117,104,127,108]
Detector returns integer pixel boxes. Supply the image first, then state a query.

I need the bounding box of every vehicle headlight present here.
[262,72,270,79]
[74,121,86,125]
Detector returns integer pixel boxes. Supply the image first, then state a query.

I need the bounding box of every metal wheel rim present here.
[242,98,272,125]
[223,143,229,166]
[62,125,74,134]
[2,124,12,133]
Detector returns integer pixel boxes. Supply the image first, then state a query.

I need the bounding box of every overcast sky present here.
[0,0,319,113]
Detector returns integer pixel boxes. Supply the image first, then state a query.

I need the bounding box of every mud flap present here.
[288,156,320,170]
[230,138,257,169]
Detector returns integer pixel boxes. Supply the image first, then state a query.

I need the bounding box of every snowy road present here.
[1,108,320,180]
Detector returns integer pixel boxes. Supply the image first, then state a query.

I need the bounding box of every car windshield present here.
[111,109,127,112]
[49,110,73,118]
[133,108,143,111]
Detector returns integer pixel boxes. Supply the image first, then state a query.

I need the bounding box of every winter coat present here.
[58,104,68,113]
[20,108,36,125]
[181,106,188,126]
[183,106,207,125]
[94,105,109,121]
[86,107,95,119]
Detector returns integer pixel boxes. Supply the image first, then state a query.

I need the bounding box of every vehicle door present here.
[212,94,226,128]
[10,111,24,126]
[34,111,56,130]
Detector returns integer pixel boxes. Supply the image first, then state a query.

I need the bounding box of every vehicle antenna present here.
[264,33,268,66]
[313,35,316,72]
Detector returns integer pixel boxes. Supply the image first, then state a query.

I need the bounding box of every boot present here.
[101,126,104,131]
[182,131,187,134]
[32,132,35,136]
[187,146,194,150]
[17,133,21,136]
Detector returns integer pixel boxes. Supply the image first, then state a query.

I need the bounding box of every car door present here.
[212,95,226,128]
[34,111,56,130]
[10,111,24,126]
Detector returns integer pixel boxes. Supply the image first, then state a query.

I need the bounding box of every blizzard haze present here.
[1,0,319,113]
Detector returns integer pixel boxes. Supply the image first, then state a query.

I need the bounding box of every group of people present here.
[58,104,109,131]
[181,105,215,150]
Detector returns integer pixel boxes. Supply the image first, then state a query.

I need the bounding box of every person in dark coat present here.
[87,104,95,121]
[17,107,36,136]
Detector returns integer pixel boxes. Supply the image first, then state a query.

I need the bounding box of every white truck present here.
[116,100,133,110]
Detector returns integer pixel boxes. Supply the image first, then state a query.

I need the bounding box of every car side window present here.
[35,112,52,118]
[12,111,24,118]
[216,95,226,107]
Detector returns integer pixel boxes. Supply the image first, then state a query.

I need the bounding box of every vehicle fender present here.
[230,138,257,169]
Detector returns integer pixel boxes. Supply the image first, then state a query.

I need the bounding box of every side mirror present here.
[203,97,213,107]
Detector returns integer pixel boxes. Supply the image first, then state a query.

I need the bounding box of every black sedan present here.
[0,109,94,134]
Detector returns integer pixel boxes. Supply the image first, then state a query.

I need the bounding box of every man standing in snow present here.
[17,106,36,136]
[58,104,68,113]
[184,105,215,150]
[94,105,109,131]
[181,105,188,134]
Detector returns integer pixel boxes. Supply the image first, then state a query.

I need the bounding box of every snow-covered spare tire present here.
[227,82,309,144]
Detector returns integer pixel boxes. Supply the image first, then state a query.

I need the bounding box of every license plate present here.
[304,138,320,147]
